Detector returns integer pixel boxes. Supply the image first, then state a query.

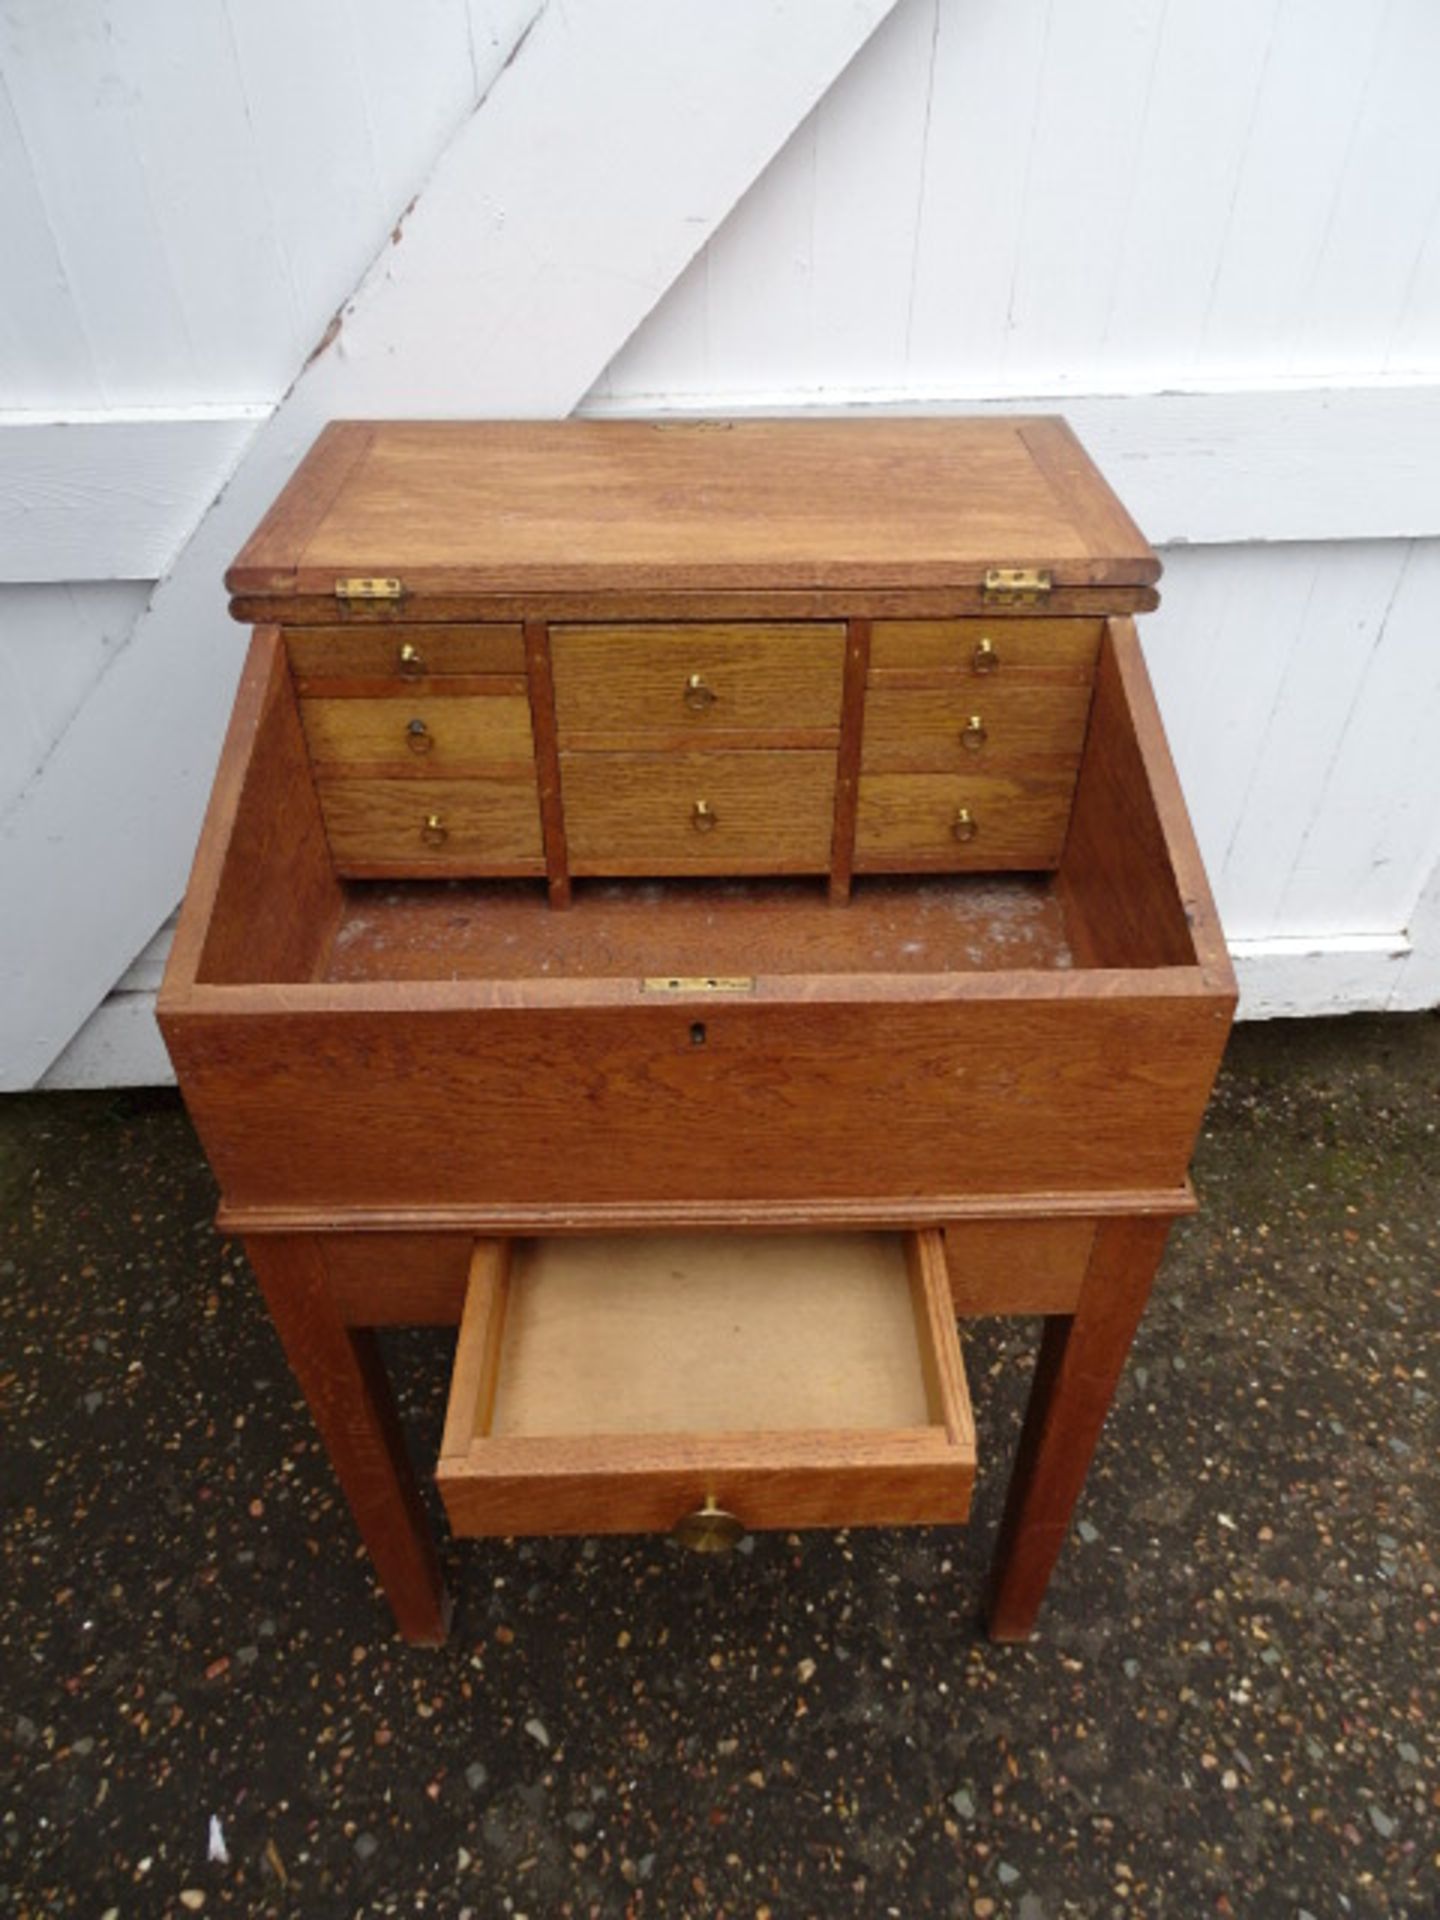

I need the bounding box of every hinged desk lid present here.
[226,416,1158,608]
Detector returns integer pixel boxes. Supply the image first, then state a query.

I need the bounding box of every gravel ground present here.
[2,1013,1437,1918]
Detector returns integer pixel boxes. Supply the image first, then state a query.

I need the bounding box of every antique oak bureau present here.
[158,418,1235,1643]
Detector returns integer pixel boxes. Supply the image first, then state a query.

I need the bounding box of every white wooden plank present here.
[0,1,201,402]
[0,582,150,815]
[1279,540,1440,935]
[904,0,1051,386]
[1211,544,1405,937]
[0,0,903,1091]
[1096,0,1284,382]
[693,116,821,396]
[0,63,101,407]
[999,1,1165,380]
[0,409,266,581]
[1195,2,1387,375]
[606,0,1440,394]
[1231,935,1412,1022]
[1391,848,1440,1013]
[1296,0,1440,372]
[38,991,174,1091]
[810,0,939,383]
[90,2,302,397]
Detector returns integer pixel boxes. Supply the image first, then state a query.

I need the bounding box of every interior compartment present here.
[187,624,1199,988]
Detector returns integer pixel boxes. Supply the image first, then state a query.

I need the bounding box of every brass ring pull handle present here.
[960,714,987,752]
[952,807,978,843]
[398,642,426,678]
[684,673,718,712]
[672,1495,745,1554]
[691,799,718,834]
[971,637,999,675]
[406,717,434,755]
[421,813,449,847]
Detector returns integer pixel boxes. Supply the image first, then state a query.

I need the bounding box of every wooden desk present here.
[159,418,1234,1643]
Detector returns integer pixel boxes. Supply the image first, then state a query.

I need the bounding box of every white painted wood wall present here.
[4,0,1439,1088]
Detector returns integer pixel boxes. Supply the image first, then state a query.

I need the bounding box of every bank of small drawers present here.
[553,623,844,875]
[290,624,545,876]
[856,619,1100,872]
[286,616,1101,880]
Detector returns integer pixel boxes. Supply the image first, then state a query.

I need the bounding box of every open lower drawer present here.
[436,1230,975,1544]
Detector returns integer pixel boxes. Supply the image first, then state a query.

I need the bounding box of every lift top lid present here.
[227,416,1159,609]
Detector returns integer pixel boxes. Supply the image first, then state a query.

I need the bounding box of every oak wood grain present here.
[561,748,837,874]
[316,775,544,872]
[855,771,1075,869]
[243,1233,449,1643]
[437,1229,974,1537]
[828,618,871,903]
[523,619,572,910]
[226,418,1161,601]
[987,1214,1175,1641]
[161,628,342,991]
[943,1218,1097,1316]
[861,680,1092,773]
[236,585,1159,626]
[286,624,525,684]
[551,621,846,744]
[869,618,1102,676]
[300,693,534,774]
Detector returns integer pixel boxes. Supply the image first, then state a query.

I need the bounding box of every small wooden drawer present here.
[856,771,1075,869]
[300,693,535,773]
[316,775,544,873]
[861,682,1092,773]
[551,623,846,745]
[286,624,526,691]
[436,1232,975,1540]
[869,618,1101,680]
[562,748,837,874]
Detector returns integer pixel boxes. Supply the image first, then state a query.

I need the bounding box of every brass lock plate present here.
[641,976,755,995]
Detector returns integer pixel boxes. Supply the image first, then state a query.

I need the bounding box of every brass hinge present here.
[983,566,1052,607]
[334,576,403,605]
[641,975,755,995]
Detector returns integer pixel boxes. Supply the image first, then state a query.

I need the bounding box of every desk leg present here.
[245,1235,451,1645]
[986,1215,1173,1643]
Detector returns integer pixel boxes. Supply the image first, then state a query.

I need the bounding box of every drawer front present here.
[562,749,837,873]
[286,623,526,686]
[551,623,846,743]
[861,682,1092,772]
[869,618,1101,679]
[301,693,535,773]
[317,776,544,871]
[437,1232,975,1540]
[855,771,1074,869]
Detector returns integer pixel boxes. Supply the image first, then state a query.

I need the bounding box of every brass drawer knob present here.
[971,637,999,675]
[406,717,434,755]
[952,807,978,843]
[421,813,449,847]
[684,672,718,712]
[960,714,987,752]
[691,799,718,834]
[398,642,426,678]
[672,1495,745,1554]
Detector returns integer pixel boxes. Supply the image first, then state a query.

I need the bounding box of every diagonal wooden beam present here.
[0,0,901,1089]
